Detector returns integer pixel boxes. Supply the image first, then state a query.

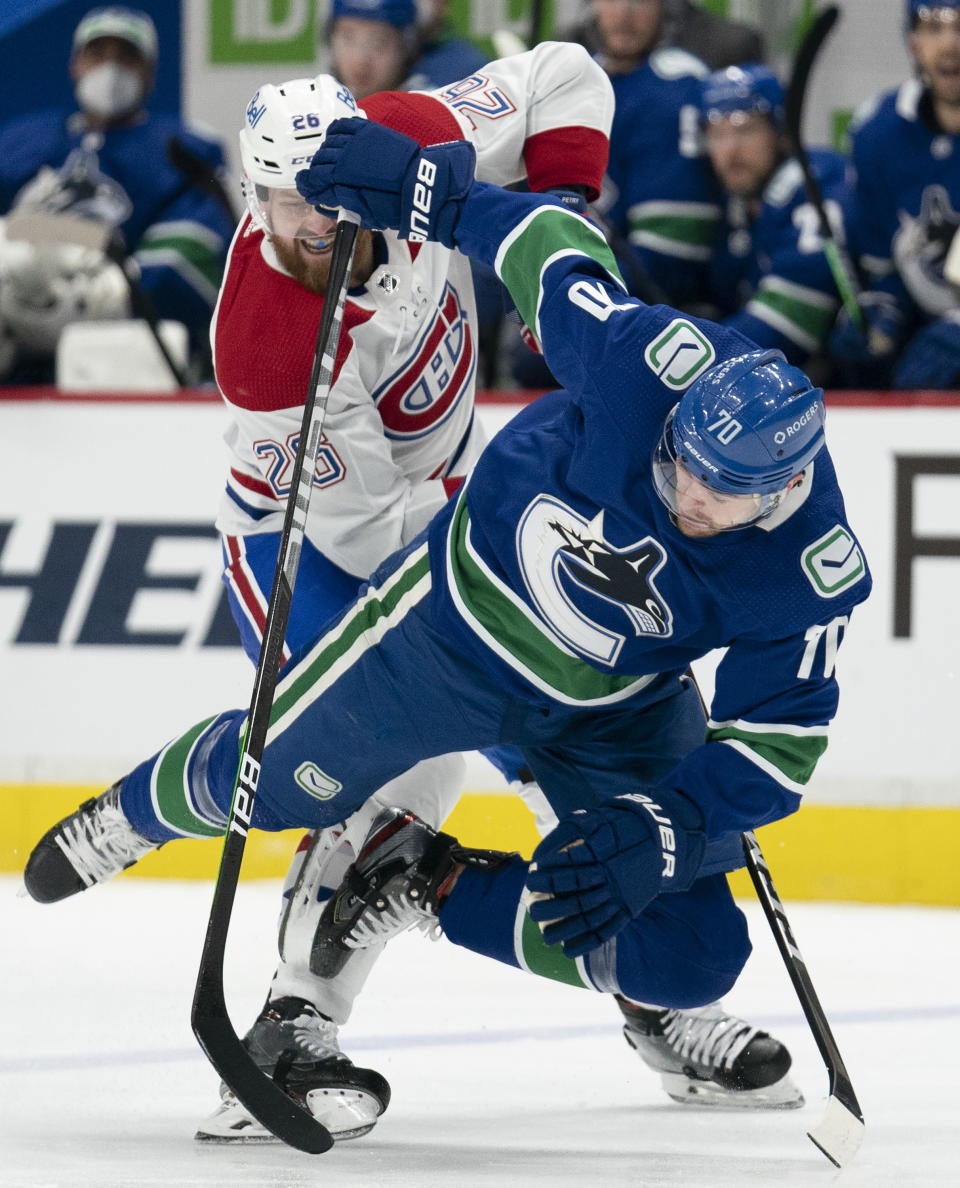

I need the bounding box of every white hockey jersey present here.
[212,43,613,580]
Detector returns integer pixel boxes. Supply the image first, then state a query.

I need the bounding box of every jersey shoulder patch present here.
[643,318,716,390]
[800,524,867,599]
[648,48,709,83]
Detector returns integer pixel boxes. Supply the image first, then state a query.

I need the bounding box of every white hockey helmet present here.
[238,75,364,239]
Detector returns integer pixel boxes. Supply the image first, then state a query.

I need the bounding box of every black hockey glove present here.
[524,790,705,958]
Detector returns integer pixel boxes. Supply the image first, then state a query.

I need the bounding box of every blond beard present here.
[271,230,375,295]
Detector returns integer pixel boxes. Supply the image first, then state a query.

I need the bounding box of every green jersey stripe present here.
[494,206,623,339]
[446,497,656,706]
[747,278,837,352]
[627,201,720,253]
[152,715,226,838]
[135,220,225,302]
[266,546,431,743]
[134,245,221,305]
[708,723,828,791]
[518,910,589,988]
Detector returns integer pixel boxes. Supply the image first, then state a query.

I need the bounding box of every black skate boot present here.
[311,807,516,978]
[23,783,159,903]
[195,996,391,1143]
[617,996,804,1109]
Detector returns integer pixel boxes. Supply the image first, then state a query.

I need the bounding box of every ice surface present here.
[1,876,957,1187]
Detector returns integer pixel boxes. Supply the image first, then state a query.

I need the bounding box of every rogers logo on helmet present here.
[773,401,821,445]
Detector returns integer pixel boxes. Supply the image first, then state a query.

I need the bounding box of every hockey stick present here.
[741,831,865,1167]
[784,4,864,328]
[528,0,546,48]
[166,136,240,224]
[191,212,360,1155]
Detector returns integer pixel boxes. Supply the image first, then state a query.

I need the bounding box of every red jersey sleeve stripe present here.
[360,91,464,147]
[524,126,610,201]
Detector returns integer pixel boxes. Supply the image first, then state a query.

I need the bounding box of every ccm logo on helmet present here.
[408,158,437,242]
[774,401,821,445]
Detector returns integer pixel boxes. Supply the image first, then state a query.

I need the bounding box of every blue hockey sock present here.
[440,855,595,990]
[117,709,286,841]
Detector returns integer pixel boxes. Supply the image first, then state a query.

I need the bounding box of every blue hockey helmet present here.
[330,0,416,30]
[907,2,960,28]
[699,64,785,132]
[652,350,825,531]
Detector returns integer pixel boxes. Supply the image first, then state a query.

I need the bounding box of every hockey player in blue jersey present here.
[25,120,871,1125]
[405,0,489,92]
[0,7,234,382]
[588,0,718,304]
[832,0,960,387]
[698,64,852,369]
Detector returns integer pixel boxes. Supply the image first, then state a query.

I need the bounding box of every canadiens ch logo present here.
[372,281,475,440]
[518,496,673,667]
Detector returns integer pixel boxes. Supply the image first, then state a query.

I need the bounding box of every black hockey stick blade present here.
[194,1001,333,1153]
[784,6,839,147]
[192,800,333,1154]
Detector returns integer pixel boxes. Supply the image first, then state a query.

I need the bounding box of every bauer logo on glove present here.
[523,791,706,958]
[296,118,476,249]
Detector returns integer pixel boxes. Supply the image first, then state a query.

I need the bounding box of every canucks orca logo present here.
[518,496,673,667]
[13,146,133,228]
[893,185,960,317]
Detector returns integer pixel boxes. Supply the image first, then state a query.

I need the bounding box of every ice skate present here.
[311,807,514,978]
[195,996,390,1143]
[23,783,158,903]
[618,996,803,1109]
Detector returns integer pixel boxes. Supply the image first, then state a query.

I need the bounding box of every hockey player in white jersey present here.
[25,46,804,1139]
[194,45,612,1142]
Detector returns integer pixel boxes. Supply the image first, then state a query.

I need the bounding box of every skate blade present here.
[194,1128,278,1144]
[306,1086,382,1140]
[194,1086,381,1145]
[662,1071,805,1111]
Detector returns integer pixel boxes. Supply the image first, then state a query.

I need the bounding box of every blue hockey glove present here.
[829,291,905,363]
[524,790,706,959]
[893,314,960,388]
[296,117,476,248]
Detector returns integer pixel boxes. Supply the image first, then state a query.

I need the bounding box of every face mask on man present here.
[75,62,144,120]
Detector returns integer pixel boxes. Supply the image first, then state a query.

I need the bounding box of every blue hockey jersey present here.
[603,47,720,303]
[709,149,852,363]
[0,109,235,348]
[849,80,960,319]
[405,27,489,92]
[432,185,871,841]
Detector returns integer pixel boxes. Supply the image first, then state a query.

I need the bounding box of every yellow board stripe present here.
[4,786,959,906]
